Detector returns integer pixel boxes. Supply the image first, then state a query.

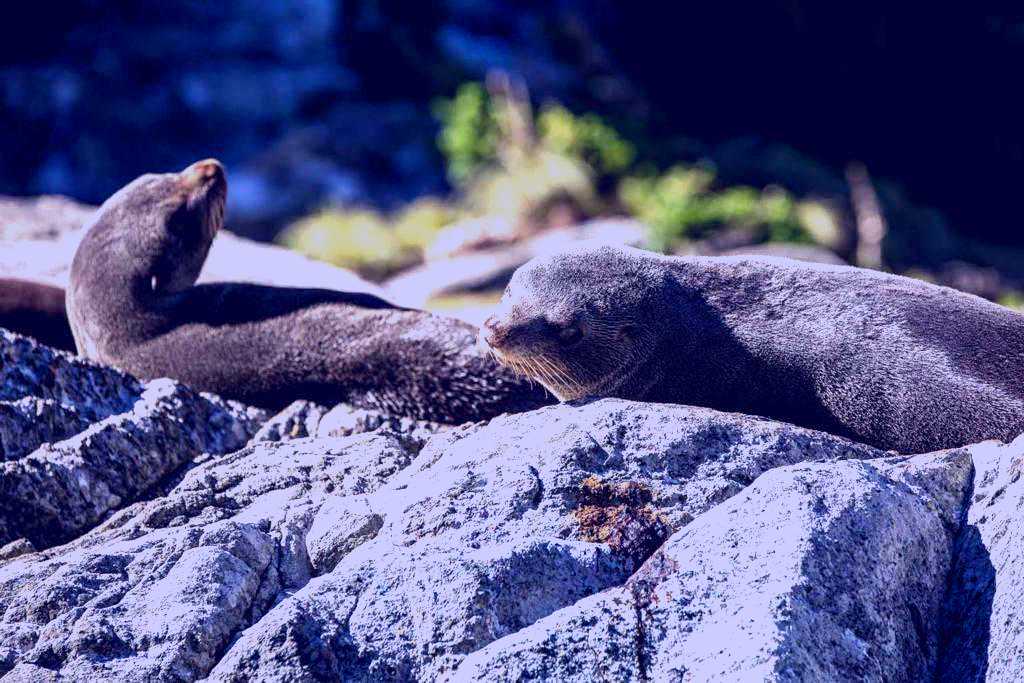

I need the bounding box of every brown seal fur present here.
[482,244,1024,453]
[66,159,551,423]
[0,278,75,351]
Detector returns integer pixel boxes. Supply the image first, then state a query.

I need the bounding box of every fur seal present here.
[66,159,551,423]
[0,278,75,351]
[482,244,1024,453]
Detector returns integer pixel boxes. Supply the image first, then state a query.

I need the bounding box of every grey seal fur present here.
[482,244,1024,453]
[0,278,75,351]
[66,159,551,423]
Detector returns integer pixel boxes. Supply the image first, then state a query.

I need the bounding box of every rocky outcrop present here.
[0,330,265,550]
[938,437,1024,683]
[204,400,884,682]
[458,450,972,681]
[0,327,1020,681]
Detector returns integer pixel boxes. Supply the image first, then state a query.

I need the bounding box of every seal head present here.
[92,158,224,293]
[482,245,666,401]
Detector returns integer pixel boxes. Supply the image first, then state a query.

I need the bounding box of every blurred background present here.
[4,1,1024,318]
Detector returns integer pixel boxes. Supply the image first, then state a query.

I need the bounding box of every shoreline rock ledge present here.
[0,326,1021,682]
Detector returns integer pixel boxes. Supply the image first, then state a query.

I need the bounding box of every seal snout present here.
[182,158,226,191]
[481,315,509,349]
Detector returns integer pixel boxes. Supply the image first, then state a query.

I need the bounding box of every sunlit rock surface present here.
[0,329,1020,681]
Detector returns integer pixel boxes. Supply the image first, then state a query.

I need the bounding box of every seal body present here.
[483,244,1024,453]
[0,278,75,351]
[67,160,550,423]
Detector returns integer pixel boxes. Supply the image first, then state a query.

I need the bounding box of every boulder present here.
[206,399,882,681]
[0,431,421,681]
[938,436,1024,682]
[0,330,265,550]
[0,326,1018,681]
[384,218,647,309]
[458,449,972,681]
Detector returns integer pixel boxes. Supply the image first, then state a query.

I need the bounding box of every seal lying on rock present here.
[66,159,551,423]
[482,244,1024,453]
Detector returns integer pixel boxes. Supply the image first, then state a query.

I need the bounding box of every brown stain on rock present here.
[574,475,670,568]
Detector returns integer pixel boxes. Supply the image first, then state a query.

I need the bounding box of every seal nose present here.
[183,158,225,187]
[482,315,507,348]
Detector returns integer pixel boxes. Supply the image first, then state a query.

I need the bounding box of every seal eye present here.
[558,324,584,346]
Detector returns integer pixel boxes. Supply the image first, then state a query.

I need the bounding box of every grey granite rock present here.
[207,399,883,681]
[457,449,972,682]
[0,330,265,550]
[0,431,420,681]
[0,332,1012,682]
[938,436,1024,683]
[0,195,95,242]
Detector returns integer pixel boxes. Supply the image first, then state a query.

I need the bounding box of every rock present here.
[0,431,422,681]
[206,399,881,681]
[250,400,444,448]
[720,242,848,265]
[938,436,1024,682]
[0,330,265,549]
[203,231,384,297]
[385,218,647,308]
[316,402,444,447]
[457,449,972,681]
[0,333,1015,681]
[248,400,331,443]
[0,330,142,427]
[0,195,94,241]
[0,194,383,297]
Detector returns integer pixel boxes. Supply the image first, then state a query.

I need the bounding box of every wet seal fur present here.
[482,244,1024,453]
[67,159,551,423]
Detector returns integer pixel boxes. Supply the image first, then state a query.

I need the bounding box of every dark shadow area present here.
[936,523,995,682]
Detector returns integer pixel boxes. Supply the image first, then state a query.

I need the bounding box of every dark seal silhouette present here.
[0,278,75,351]
[482,244,1024,453]
[66,159,551,423]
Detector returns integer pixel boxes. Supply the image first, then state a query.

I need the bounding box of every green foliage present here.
[433,83,635,186]
[619,165,813,252]
[433,83,499,186]
[998,291,1024,311]
[537,104,635,177]
[289,82,847,279]
[464,150,596,219]
[280,199,455,281]
[393,198,455,250]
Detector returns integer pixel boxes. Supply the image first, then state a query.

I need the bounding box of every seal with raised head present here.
[66,159,552,423]
[482,244,1024,453]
